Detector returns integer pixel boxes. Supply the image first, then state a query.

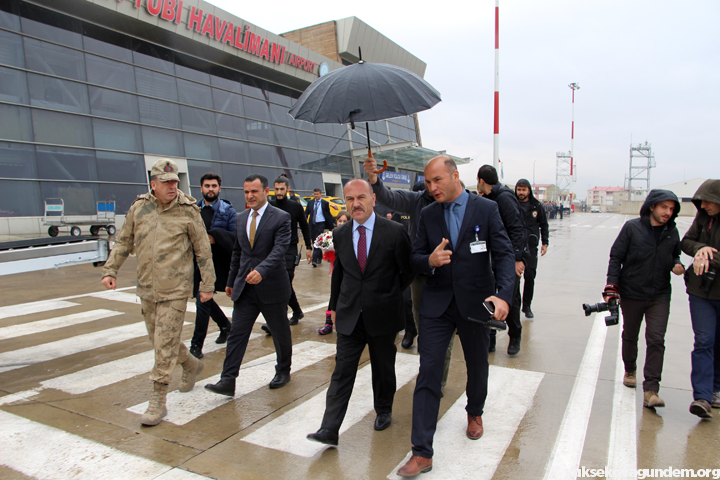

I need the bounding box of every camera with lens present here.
[582,298,619,326]
[700,268,717,293]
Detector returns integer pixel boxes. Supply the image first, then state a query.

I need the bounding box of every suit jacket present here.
[227,204,291,304]
[306,198,336,230]
[329,216,414,337]
[410,194,516,322]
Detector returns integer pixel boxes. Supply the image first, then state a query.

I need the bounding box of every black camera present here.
[700,268,717,293]
[582,298,619,326]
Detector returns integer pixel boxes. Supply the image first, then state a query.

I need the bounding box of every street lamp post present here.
[533,159,537,186]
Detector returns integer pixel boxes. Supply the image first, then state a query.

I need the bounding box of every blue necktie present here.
[447,203,459,248]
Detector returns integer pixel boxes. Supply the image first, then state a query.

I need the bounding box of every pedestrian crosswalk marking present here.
[0,309,123,340]
[243,352,420,457]
[0,300,79,320]
[388,365,544,479]
[127,340,337,425]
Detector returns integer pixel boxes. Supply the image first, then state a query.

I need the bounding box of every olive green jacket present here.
[681,179,720,300]
[102,190,215,301]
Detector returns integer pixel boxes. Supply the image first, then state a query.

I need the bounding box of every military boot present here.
[179,355,204,393]
[141,382,168,426]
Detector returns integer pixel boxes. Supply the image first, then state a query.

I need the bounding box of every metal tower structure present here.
[554,83,580,203]
[625,141,655,201]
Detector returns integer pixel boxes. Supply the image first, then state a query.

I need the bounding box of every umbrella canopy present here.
[288,61,441,126]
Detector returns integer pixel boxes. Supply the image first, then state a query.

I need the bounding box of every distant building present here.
[587,186,643,213]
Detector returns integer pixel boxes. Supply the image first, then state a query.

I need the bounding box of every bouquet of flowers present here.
[314,231,335,274]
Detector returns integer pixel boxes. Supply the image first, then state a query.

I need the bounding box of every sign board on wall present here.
[381,171,411,187]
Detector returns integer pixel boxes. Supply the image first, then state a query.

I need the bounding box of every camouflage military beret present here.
[151,159,179,182]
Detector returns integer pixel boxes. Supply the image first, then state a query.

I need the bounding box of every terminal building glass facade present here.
[0,1,419,218]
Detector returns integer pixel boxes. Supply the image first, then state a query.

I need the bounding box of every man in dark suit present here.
[305,188,335,267]
[205,174,293,396]
[307,179,414,446]
[397,156,516,477]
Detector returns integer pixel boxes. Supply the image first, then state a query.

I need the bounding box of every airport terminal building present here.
[0,0,467,234]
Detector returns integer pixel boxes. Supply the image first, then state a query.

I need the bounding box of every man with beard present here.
[189,173,237,359]
[269,176,312,326]
[515,179,549,319]
[606,189,684,408]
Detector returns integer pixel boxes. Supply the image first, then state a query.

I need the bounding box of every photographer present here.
[681,179,720,418]
[605,190,684,409]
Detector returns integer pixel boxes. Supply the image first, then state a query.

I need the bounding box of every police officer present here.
[101,159,215,426]
[515,178,549,318]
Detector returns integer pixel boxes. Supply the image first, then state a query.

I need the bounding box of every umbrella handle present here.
[369,150,388,174]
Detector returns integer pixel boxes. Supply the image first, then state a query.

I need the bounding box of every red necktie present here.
[357,225,367,273]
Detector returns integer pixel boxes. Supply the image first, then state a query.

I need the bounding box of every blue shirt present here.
[444,189,469,248]
[352,212,376,259]
[314,199,326,223]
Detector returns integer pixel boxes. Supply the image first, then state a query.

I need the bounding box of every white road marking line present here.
[388,366,544,480]
[89,290,142,304]
[607,318,637,479]
[0,300,79,320]
[127,340,337,425]
[0,387,44,406]
[0,322,150,373]
[542,313,608,480]
[41,335,258,395]
[243,352,420,457]
[0,410,213,479]
[0,309,123,340]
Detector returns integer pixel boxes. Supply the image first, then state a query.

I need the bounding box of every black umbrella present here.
[289,50,441,173]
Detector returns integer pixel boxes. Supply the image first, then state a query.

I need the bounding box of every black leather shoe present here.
[269,373,290,389]
[204,379,235,396]
[289,311,304,325]
[190,346,204,359]
[507,337,521,356]
[374,413,392,431]
[488,334,496,353]
[523,306,535,319]
[215,327,229,344]
[261,324,272,336]
[306,428,338,446]
[401,331,416,349]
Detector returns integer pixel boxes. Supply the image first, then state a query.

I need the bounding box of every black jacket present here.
[681,179,720,300]
[515,179,549,247]
[607,189,682,301]
[486,183,527,262]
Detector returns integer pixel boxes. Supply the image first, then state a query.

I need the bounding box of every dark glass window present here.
[141,126,184,157]
[132,43,174,74]
[212,88,244,115]
[0,6,20,31]
[32,109,93,147]
[0,31,25,67]
[138,97,181,128]
[188,160,223,187]
[316,134,340,154]
[274,127,298,148]
[92,118,143,152]
[220,187,245,210]
[184,133,220,160]
[315,124,334,136]
[98,183,148,214]
[178,78,212,108]
[82,25,133,63]
[277,147,300,170]
[246,121,273,143]
[89,86,140,122]
[180,106,216,134]
[296,130,319,152]
[219,138,248,163]
[0,143,36,179]
[24,38,86,81]
[0,180,41,216]
[36,146,97,181]
[20,10,83,49]
[247,143,279,168]
[175,63,210,84]
[243,96,270,121]
[28,74,90,114]
[241,83,264,99]
[216,113,247,140]
[96,151,146,183]
[85,55,136,91]
[210,74,242,94]
[40,181,98,215]
[269,103,293,127]
[135,68,177,101]
[0,104,33,142]
[267,91,291,107]
[0,66,28,104]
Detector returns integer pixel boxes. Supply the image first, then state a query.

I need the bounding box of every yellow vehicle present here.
[303,196,346,218]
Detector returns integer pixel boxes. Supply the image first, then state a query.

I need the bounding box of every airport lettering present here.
[121,0,316,73]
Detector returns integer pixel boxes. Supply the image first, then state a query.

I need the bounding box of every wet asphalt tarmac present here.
[1,212,719,480]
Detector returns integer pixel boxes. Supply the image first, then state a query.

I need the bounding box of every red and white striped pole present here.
[569,82,580,176]
[493,0,500,170]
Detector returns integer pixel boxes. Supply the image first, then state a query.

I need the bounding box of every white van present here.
[591,205,601,213]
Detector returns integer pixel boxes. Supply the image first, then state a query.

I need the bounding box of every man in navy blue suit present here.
[305,188,335,267]
[397,156,516,477]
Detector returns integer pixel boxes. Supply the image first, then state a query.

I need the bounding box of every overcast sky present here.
[212,0,719,199]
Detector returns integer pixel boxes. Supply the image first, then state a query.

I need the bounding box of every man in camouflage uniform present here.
[101,159,215,426]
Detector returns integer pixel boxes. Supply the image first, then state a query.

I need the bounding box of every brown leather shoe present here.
[467,414,484,440]
[397,455,432,477]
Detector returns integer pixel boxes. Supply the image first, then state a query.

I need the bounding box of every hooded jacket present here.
[515,179,549,247]
[681,179,720,300]
[486,183,527,262]
[193,198,237,296]
[606,189,682,301]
